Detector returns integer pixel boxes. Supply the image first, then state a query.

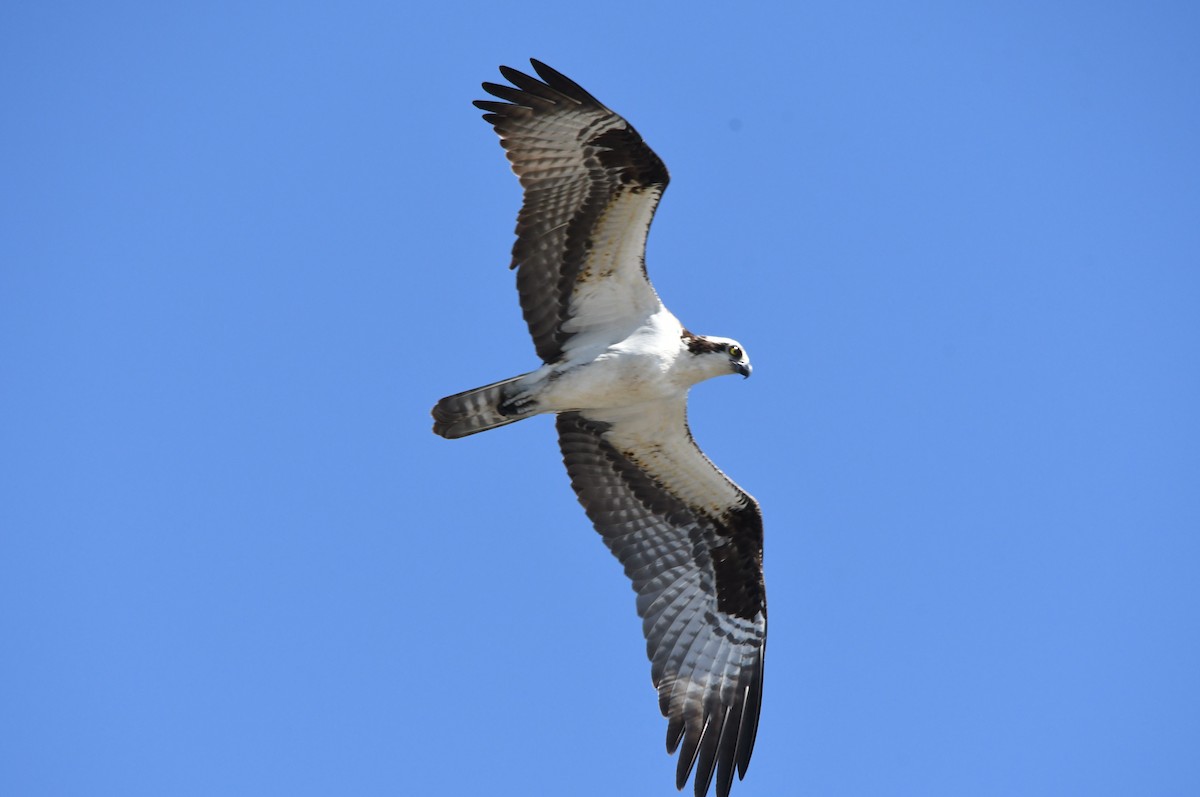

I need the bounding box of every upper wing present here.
[556,402,767,797]
[476,60,670,363]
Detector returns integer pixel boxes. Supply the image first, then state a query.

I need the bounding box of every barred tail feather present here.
[431,375,536,439]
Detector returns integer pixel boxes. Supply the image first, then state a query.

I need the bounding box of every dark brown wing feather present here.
[476,60,670,363]
[556,407,767,797]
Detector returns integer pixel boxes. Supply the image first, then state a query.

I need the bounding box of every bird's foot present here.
[498,391,539,417]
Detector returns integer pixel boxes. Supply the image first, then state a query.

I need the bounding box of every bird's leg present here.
[497,388,540,417]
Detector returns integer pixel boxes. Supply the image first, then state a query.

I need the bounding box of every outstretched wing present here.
[556,402,767,797]
[476,60,670,363]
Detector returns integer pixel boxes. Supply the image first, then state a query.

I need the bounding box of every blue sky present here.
[3,2,1198,796]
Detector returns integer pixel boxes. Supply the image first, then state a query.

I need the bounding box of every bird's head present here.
[683,333,752,380]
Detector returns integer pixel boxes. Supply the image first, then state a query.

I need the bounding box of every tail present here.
[431,375,538,439]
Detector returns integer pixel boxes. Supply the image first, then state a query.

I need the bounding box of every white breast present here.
[537,308,689,412]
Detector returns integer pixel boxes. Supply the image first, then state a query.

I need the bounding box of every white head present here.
[681,331,752,383]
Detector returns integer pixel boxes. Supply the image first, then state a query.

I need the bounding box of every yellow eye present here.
[728,345,743,360]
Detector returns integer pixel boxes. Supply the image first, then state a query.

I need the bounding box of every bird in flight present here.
[431,60,766,797]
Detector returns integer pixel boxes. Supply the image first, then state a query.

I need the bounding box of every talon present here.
[498,394,534,417]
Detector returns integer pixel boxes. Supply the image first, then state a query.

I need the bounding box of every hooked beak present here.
[735,362,752,379]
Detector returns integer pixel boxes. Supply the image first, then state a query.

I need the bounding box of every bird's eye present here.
[728,345,743,360]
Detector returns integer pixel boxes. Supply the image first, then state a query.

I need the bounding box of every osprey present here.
[432,61,766,797]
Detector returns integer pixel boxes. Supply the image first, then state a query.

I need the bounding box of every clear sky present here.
[2,2,1198,796]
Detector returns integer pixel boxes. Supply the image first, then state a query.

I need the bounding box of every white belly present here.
[537,349,682,412]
